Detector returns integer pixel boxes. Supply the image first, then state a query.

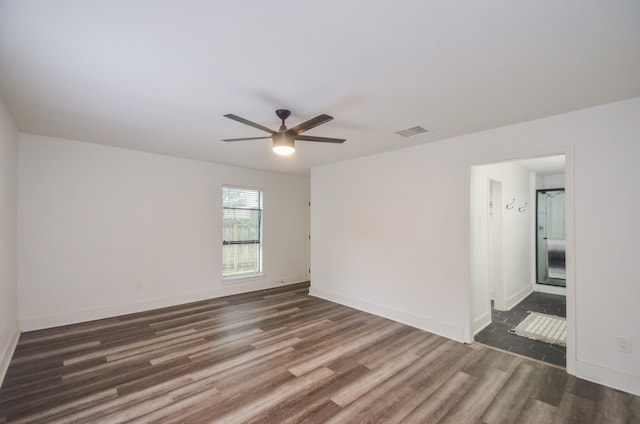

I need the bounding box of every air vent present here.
[395,126,429,138]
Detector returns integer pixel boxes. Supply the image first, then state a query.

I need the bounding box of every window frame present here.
[222,185,263,279]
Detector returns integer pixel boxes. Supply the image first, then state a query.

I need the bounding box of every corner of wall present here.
[309,286,466,343]
[0,325,20,387]
[0,97,19,388]
[473,310,492,336]
[506,285,533,311]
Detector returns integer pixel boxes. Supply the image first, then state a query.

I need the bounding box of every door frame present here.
[488,179,505,310]
[536,188,566,286]
[466,146,575,376]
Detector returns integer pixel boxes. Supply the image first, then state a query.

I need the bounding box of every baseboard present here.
[0,328,20,387]
[473,310,492,335]
[19,276,307,332]
[506,285,533,311]
[309,286,465,342]
[576,359,640,397]
[534,283,567,296]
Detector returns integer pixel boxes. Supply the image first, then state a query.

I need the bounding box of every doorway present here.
[536,189,566,287]
[470,153,571,368]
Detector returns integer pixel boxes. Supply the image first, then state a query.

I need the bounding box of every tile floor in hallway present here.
[474,291,566,367]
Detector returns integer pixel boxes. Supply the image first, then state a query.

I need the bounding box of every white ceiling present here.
[513,155,565,176]
[1,1,639,176]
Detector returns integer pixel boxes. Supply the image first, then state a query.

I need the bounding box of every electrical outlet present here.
[616,337,632,354]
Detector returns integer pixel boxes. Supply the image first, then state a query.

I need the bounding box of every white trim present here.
[506,285,533,311]
[564,145,576,376]
[221,273,265,284]
[534,283,567,296]
[488,178,506,312]
[0,327,20,387]
[310,286,465,342]
[473,310,492,336]
[576,360,640,397]
[463,162,476,343]
[19,276,307,332]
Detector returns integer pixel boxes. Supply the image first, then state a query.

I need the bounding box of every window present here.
[222,186,262,278]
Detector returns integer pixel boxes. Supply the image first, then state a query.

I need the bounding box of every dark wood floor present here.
[1,283,638,423]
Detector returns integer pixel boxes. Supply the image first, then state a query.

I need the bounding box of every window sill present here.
[222,273,264,284]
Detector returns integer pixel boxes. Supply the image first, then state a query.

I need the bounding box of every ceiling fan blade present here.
[295,134,346,143]
[222,136,272,142]
[223,114,275,134]
[287,114,334,135]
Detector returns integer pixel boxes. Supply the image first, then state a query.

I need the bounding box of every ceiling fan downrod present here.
[275,109,291,132]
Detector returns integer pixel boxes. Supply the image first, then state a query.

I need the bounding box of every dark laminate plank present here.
[405,340,478,392]
[481,362,543,424]
[437,367,511,423]
[166,369,299,424]
[401,371,476,423]
[215,367,335,424]
[329,341,479,423]
[329,341,426,409]
[390,343,485,421]
[591,387,640,424]
[326,326,425,374]
[554,392,595,424]
[1,281,638,423]
[534,365,569,407]
[281,399,343,424]
[515,399,558,424]
[289,321,404,377]
[246,365,372,424]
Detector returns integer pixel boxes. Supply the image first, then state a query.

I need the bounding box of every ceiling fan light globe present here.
[273,145,295,156]
[272,133,295,156]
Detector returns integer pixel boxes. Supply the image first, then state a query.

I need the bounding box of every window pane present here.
[222,208,261,242]
[223,243,260,276]
[222,186,262,277]
[223,186,261,209]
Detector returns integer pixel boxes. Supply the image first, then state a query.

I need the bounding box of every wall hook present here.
[506,198,515,210]
[519,202,528,212]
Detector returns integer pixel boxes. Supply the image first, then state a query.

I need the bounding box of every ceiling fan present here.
[222,109,346,156]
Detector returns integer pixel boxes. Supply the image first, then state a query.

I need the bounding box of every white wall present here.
[540,174,565,189]
[471,162,533,333]
[311,139,472,342]
[311,97,640,395]
[18,134,309,330]
[0,99,19,384]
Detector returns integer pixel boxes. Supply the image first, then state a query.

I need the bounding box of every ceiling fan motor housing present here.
[275,109,291,121]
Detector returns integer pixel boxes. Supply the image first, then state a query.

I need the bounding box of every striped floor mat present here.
[510,312,567,347]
